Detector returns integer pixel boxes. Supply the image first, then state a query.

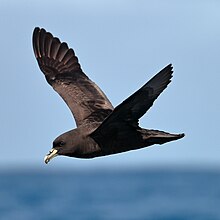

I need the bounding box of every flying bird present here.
[32,27,184,164]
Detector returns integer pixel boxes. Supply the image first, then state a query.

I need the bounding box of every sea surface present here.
[0,168,220,220]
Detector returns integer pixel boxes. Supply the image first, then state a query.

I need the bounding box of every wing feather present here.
[91,64,173,138]
[33,27,113,127]
[44,32,53,57]
[50,38,61,59]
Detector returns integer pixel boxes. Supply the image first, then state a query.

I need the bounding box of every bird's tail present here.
[139,128,185,145]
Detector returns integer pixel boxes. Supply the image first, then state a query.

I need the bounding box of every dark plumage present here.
[32,27,184,164]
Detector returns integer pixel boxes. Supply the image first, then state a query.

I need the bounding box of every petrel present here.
[32,27,184,164]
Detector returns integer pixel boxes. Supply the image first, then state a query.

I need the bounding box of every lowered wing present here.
[91,64,173,138]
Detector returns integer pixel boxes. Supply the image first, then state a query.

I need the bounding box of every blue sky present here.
[1,0,220,169]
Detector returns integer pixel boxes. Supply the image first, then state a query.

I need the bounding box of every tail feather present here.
[140,129,185,145]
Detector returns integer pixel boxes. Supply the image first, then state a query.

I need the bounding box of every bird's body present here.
[54,124,182,159]
[32,27,184,164]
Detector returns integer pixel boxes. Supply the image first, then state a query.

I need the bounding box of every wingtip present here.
[33,27,46,33]
[166,63,173,72]
[34,27,40,32]
[166,63,173,80]
[32,26,83,76]
[159,63,174,81]
[33,27,40,58]
[33,27,47,41]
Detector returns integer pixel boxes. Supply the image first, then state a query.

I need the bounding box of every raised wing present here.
[33,27,114,127]
[91,64,173,138]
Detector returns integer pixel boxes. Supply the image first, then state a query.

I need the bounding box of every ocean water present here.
[0,168,220,220]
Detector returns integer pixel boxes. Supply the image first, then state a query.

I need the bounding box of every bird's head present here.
[44,130,78,164]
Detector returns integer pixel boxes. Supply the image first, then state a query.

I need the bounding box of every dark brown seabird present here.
[32,27,184,164]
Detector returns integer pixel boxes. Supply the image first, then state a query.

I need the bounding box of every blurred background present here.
[0,0,220,219]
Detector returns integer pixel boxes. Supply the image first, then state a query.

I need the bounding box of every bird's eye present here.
[59,141,65,146]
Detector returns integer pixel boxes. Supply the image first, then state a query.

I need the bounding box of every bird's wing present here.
[33,27,114,127]
[91,64,173,138]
